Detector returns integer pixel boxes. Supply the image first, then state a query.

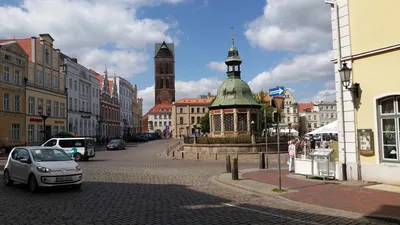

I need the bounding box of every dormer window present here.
[4,54,11,61]
[45,49,49,65]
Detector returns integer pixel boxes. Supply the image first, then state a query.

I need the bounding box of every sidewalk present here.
[214,168,400,222]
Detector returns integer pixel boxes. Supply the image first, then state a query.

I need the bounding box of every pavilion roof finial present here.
[231,26,235,45]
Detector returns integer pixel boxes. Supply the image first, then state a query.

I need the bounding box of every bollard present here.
[215,153,218,160]
[172,151,175,158]
[259,152,265,169]
[232,157,239,180]
[181,151,184,159]
[226,155,231,173]
[196,152,199,160]
[167,150,169,156]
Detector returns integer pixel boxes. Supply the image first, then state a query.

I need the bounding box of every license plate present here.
[56,176,73,182]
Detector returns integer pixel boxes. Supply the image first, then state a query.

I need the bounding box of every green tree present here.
[253,90,275,129]
[199,112,210,133]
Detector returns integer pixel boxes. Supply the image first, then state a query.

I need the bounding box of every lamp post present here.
[123,118,128,141]
[288,122,292,137]
[38,105,51,143]
[96,115,104,143]
[250,120,255,136]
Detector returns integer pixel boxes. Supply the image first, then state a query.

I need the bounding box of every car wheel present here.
[74,153,83,161]
[4,169,13,186]
[28,174,39,193]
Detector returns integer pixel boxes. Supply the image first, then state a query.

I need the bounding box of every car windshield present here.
[30,148,72,162]
[109,140,119,144]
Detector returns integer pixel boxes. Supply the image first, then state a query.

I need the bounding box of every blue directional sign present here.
[269,86,285,97]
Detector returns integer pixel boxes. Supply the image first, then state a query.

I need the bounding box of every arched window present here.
[74,119,78,133]
[45,49,49,65]
[179,117,183,124]
[378,96,400,162]
[165,63,169,74]
[160,62,164,74]
[160,78,164,89]
[165,78,169,89]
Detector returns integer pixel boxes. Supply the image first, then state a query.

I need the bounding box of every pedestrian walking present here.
[288,139,296,172]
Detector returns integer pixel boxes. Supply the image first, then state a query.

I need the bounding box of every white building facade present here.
[63,56,100,137]
[112,76,134,136]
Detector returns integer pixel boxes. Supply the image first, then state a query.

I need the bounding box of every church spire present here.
[102,64,110,93]
[112,71,118,98]
[225,26,242,79]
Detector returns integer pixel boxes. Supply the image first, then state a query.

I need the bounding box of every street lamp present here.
[123,118,128,140]
[288,122,292,136]
[38,105,51,142]
[339,62,360,98]
[251,120,255,136]
[96,115,104,143]
[192,123,197,137]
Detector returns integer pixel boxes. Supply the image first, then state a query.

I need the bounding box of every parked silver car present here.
[3,146,83,192]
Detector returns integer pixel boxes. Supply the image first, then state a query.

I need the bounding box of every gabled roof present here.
[148,103,172,114]
[298,103,314,113]
[155,41,174,57]
[0,41,29,57]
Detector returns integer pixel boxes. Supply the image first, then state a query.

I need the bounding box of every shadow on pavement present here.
[0,178,385,225]
[365,205,400,224]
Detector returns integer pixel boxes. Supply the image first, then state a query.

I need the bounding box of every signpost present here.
[264,108,268,169]
[272,96,285,191]
[269,86,285,97]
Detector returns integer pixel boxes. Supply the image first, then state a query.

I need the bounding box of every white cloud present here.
[207,61,226,72]
[244,0,332,52]
[0,0,182,79]
[312,89,336,102]
[248,51,333,92]
[286,87,295,93]
[324,80,335,89]
[138,77,222,113]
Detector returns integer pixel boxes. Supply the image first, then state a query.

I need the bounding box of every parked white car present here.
[3,146,83,192]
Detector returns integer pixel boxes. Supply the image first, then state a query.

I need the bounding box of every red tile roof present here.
[175,98,212,105]
[264,94,271,102]
[90,69,103,89]
[298,103,314,113]
[148,103,172,114]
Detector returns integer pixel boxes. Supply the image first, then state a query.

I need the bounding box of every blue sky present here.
[0,0,336,112]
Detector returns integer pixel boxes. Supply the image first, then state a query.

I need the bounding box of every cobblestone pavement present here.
[0,139,393,225]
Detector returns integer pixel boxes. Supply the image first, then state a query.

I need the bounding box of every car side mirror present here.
[19,158,30,164]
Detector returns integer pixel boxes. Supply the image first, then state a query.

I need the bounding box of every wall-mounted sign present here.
[357,129,374,156]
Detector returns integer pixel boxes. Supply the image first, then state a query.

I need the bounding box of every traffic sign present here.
[269,86,285,97]
[272,96,285,113]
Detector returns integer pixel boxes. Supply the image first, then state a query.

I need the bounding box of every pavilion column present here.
[210,112,214,136]
[233,109,238,136]
[221,109,225,136]
[247,110,250,133]
[256,112,260,133]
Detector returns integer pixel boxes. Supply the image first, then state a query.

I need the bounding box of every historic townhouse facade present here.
[132,84,140,135]
[0,41,28,148]
[1,34,67,145]
[62,55,100,137]
[91,68,120,138]
[113,76,134,137]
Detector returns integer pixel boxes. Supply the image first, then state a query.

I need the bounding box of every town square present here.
[0,0,400,224]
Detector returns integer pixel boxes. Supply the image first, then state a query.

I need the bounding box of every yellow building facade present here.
[9,34,67,145]
[0,41,29,149]
[331,0,400,184]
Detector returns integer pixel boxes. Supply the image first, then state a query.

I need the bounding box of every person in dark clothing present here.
[310,136,316,152]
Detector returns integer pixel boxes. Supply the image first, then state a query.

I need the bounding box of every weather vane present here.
[231,26,235,45]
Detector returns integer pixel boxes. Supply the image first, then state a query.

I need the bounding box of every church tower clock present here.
[154,41,175,104]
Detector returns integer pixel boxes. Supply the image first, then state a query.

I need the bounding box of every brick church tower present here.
[154,41,175,104]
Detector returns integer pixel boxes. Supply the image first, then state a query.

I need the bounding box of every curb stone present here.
[212,171,399,224]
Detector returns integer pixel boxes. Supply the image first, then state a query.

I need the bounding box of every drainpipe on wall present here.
[326,0,347,180]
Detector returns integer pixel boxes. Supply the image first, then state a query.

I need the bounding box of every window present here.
[37,125,43,142]
[52,76,58,89]
[191,116,195,124]
[69,79,73,89]
[197,108,199,113]
[11,123,20,141]
[45,49,49,64]
[4,54,11,61]
[54,102,59,117]
[74,99,77,111]
[3,93,10,111]
[191,108,194,113]
[160,78,164,89]
[3,65,10,82]
[197,116,200,124]
[38,98,43,109]
[15,69,21,85]
[179,108,183,113]
[331,113,335,118]
[28,97,35,115]
[313,115,317,120]
[46,100,51,113]
[28,124,34,142]
[179,117,183,124]
[14,95,21,112]
[93,87,95,97]
[36,70,43,84]
[378,96,400,162]
[74,80,77,91]
[203,108,205,113]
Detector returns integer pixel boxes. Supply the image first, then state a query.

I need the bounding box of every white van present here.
[41,138,95,161]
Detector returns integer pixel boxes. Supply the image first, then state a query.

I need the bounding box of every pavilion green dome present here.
[209,39,261,110]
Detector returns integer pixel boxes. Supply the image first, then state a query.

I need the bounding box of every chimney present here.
[71,58,77,63]
[207,92,211,100]
[31,37,37,62]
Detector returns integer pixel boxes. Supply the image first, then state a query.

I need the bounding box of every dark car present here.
[131,135,148,142]
[106,139,126,150]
